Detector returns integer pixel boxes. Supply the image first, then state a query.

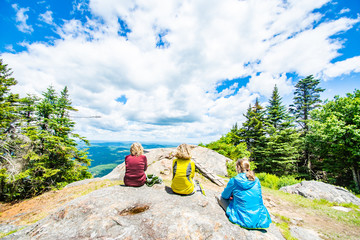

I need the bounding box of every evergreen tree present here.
[267,85,289,130]
[239,98,266,162]
[0,59,22,182]
[0,59,19,134]
[18,95,38,126]
[227,123,241,146]
[1,84,92,201]
[22,86,92,194]
[257,85,299,175]
[289,75,324,176]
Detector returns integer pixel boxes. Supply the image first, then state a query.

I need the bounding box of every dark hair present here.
[236,158,255,181]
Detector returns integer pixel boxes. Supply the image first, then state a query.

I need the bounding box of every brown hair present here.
[236,158,255,181]
[130,142,144,156]
[175,143,192,160]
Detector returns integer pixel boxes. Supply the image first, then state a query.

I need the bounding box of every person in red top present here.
[124,142,148,187]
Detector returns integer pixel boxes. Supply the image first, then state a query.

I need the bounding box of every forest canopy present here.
[203,76,360,193]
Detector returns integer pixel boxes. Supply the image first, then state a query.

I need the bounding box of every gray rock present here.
[65,178,103,188]
[280,180,360,206]
[5,185,284,240]
[290,226,322,240]
[331,206,352,212]
[101,146,230,182]
[190,145,229,177]
[0,224,25,237]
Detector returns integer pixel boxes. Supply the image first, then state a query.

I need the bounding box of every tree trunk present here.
[351,165,360,192]
[305,141,311,177]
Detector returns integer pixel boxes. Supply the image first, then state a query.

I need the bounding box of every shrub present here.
[278,175,302,189]
[256,172,302,190]
[226,160,237,178]
[261,173,280,189]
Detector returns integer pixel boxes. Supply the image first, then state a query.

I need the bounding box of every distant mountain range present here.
[80,141,180,177]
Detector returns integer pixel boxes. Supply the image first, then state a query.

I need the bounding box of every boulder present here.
[280,180,360,206]
[190,145,229,177]
[101,146,230,183]
[4,185,284,240]
[289,226,322,240]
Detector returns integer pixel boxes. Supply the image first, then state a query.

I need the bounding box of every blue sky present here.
[1,0,359,143]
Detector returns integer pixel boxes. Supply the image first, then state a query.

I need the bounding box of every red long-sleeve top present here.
[124,155,148,187]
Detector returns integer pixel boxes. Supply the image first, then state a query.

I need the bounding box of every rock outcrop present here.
[102,145,230,183]
[280,180,360,206]
[4,185,284,240]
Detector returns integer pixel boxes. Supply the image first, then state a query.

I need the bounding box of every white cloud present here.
[323,56,360,78]
[39,10,53,25]
[3,0,360,143]
[12,4,33,33]
[247,73,293,98]
[340,8,350,14]
[5,45,15,52]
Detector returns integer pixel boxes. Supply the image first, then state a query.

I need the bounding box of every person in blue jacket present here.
[217,158,271,229]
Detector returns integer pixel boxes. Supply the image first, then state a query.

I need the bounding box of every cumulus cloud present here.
[323,56,360,78]
[247,73,293,98]
[39,10,54,25]
[340,8,350,14]
[3,0,360,143]
[12,4,33,33]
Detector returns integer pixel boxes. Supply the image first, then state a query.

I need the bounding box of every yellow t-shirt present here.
[171,158,195,195]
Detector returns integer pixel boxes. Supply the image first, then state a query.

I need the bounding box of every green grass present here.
[0,227,25,238]
[272,213,298,240]
[274,220,298,240]
[264,187,360,226]
[89,163,118,177]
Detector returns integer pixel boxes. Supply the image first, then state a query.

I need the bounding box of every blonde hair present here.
[236,158,255,181]
[175,143,192,160]
[130,142,144,156]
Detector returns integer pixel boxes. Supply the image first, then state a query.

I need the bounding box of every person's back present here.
[222,173,270,229]
[171,158,195,194]
[219,158,271,229]
[124,154,147,187]
[124,142,147,187]
[171,143,195,195]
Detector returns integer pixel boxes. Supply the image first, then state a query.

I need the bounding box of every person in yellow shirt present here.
[171,143,196,195]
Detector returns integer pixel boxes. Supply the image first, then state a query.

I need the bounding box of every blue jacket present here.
[221,173,271,229]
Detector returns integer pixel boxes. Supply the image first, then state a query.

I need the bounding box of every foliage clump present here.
[256,173,302,190]
[199,130,250,177]
[201,75,360,193]
[0,59,92,202]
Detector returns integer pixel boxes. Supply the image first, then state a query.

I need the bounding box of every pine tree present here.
[239,98,266,162]
[23,86,92,193]
[227,123,241,146]
[1,85,92,201]
[267,85,291,130]
[0,59,22,180]
[257,85,300,175]
[0,59,19,134]
[289,75,324,176]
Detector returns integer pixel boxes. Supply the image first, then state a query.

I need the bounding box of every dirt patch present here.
[0,179,122,226]
[118,203,150,216]
[262,191,360,240]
